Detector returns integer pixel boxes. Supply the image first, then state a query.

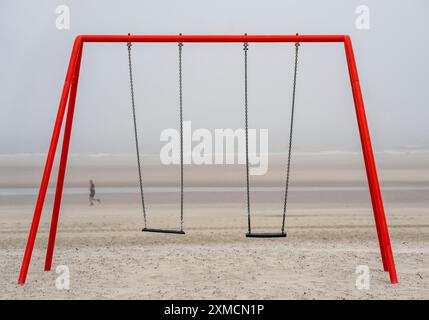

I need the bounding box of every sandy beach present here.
[0,153,428,299]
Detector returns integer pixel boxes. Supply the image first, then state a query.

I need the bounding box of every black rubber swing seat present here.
[246,232,287,238]
[142,228,185,235]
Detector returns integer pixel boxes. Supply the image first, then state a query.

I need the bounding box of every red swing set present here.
[17,34,398,285]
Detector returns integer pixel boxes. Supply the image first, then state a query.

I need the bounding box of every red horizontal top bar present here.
[80,34,346,43]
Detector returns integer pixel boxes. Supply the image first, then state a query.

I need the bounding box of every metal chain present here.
[243,42,251,234]
[281,42,300,233]
[178,42,184,232]
[127,42,147,228]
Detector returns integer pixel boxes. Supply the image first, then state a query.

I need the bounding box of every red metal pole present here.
[44,42,83,272]
[18,37,83,285]
[344,38,388,272]
[343,36,397,284]
[81,34,345,43]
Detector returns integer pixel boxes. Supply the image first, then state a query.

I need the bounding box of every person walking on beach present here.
[89,179,101,205]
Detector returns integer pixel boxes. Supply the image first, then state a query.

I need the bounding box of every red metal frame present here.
[17,34,398,285]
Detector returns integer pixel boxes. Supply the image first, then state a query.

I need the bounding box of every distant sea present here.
[1,186,429,196]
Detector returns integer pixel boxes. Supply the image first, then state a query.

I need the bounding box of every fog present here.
[1,0,428,155]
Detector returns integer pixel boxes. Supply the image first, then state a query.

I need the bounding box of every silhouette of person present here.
[89,179,101,205]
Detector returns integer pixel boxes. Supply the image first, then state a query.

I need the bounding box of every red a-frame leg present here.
[344,36,398,284]
[18,37,83,285]
[44,42,84,271]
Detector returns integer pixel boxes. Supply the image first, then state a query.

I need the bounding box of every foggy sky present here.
[1,0,428,155]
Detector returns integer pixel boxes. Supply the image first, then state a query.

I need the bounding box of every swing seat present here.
[142,228,185,235]
[246,232,287,238]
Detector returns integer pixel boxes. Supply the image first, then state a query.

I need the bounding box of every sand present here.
[0,153,428,299]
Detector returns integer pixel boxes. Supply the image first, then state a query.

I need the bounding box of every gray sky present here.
[1,0,428,154]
